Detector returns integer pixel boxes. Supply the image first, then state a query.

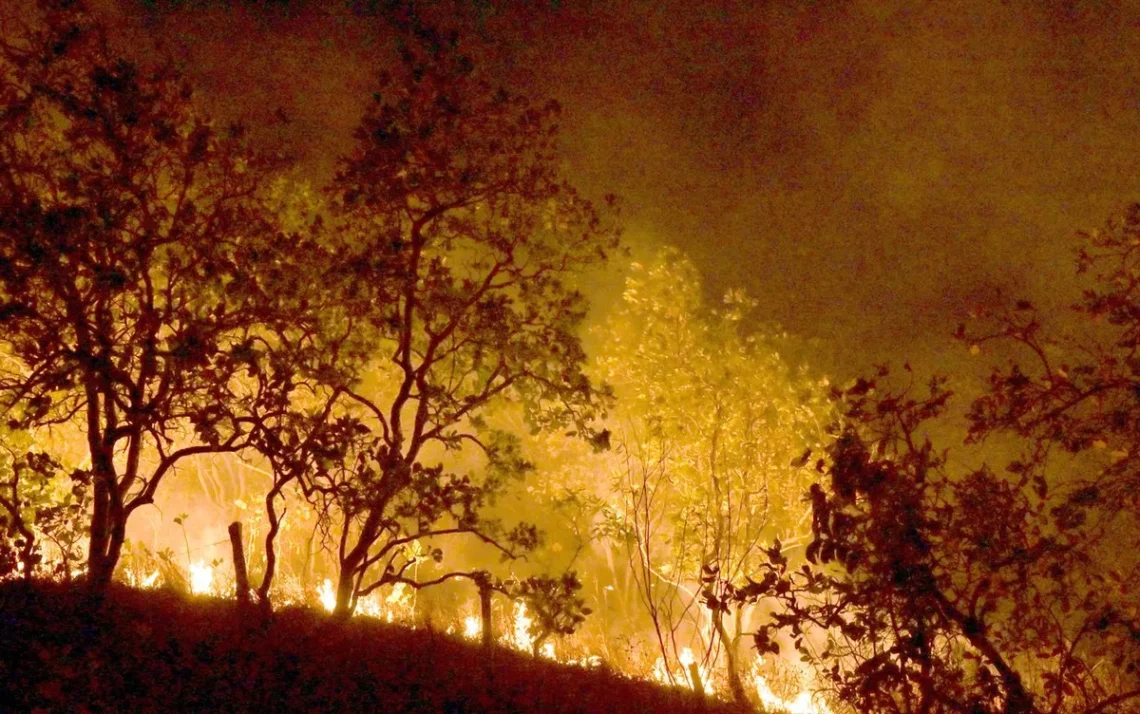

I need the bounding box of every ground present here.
[0,581,750,713]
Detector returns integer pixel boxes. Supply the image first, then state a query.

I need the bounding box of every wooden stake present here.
[228,521,250,608]
[479,581,493,648]
[687,662,705,700]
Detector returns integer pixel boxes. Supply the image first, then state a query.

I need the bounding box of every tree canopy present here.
[0,1,327,587]
[272,32,621,616]
[725,209,1140,714]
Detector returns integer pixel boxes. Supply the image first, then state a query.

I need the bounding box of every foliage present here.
[962,203,1140,521]
[0,1,325,587]
[728,208,1140,714]
[277,28,620,616]
[0,427,87,580]
[595,249,831,701]
[506,571,593,655]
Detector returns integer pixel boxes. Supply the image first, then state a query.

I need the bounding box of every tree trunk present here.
[257,484,286,615]
[87,477,112,589]
[229,522,251,608]
[333,566,357,618]
[107,509,126,573]
[711,608,749,706]
[687,662,706,700]
[333,512,382,618]
[86,451,128,592]
[479,582,494,648]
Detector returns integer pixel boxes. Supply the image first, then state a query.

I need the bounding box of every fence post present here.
[228,521,251,608]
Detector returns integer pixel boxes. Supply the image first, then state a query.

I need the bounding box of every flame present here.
[512,601,535,652]
[651,647,716,696]
[678,646,696,667]
[314,578,409,623]
[751,656,833,714]
[141,570,159,588]
[463,616,481,640]
[188,561,214,595]
[318,579,337,612]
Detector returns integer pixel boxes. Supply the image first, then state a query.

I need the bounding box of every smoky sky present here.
[102,0,1140,377]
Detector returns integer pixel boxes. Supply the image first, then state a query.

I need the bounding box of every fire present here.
[318,579,337,612]
[122,567,161,589]
[652,647,716,696]
[315,579,410,623]
[27,551,833,711]
[751,656,833,714]
[678,646,696,667]
[511,601,535,652]
[463,616,481,640]
[188,561,214,595]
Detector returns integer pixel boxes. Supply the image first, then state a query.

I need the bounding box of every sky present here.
[100,0,1140,378]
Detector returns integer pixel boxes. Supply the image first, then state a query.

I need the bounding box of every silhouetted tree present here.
[726,206,1140,713]
[0,2,321,589]
[299,31,619,616]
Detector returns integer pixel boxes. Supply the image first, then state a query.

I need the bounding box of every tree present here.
[596,250,830,703]
[727,207,1140,714]
[0,2,320,588]
[302,31,619,616]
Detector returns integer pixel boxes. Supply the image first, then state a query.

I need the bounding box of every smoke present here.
[92,0,1140,380]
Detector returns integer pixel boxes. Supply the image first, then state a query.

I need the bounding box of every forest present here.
[1,2,1139,713]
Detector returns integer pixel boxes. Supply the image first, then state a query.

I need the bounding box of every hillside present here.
[0,581,751,714]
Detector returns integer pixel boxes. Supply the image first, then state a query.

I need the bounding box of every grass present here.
[0,580,752,713]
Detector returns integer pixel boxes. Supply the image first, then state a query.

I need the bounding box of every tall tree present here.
[309,31,619,616]
[597,250,830,702]
[0,2,319,588]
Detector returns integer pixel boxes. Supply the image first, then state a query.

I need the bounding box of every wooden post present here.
[228,521,250,608]
[479,580,493,648]
[687,662,705,700]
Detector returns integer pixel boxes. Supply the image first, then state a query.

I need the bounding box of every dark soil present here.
[0,581,749,713]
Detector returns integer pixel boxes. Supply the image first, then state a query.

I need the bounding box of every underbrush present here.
[0,581,748,713]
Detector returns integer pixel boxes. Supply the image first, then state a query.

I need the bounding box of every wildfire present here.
[463,616,481,640]
[28,555,833,712]
[123,568,160,589]
[318,579,337,612]
[315,579,409,623]
[512,601,535,652]
[751,656,833,714]
[188,561,214,595]
[652,647,716,696]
